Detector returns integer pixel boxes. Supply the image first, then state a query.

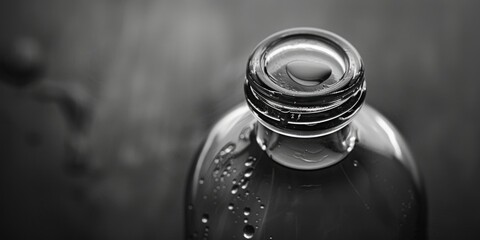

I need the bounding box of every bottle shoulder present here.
[206,103,415,159]
[352,104,421,185]
[199,103,420,182]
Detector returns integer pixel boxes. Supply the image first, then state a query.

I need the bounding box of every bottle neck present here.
[254,121,357,170]
[244,28,366,138]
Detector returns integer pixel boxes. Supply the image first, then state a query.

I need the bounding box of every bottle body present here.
[186,103,426,240]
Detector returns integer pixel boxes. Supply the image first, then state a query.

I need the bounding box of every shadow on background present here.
[0,0,479,239]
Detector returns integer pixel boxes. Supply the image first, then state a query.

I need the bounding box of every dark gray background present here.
[0,0,479,239]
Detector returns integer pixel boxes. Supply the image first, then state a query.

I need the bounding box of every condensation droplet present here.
[221,143,236,156]
[241,179,249,189]
[260,204,265,209]
[353,160,359,167]
[231,184,239,194]
[244,168,254,178]
[243,225,255,239]
[201,214,209,223]
[239,127,252,141]
[199,178,204,184]
[244,207,250,216]
[213,168,220,177]
[228,203,234,211]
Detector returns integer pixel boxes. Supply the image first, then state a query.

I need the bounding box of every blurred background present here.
[0,0,479,239]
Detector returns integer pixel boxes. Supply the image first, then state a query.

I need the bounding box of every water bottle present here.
[186,28,427,240]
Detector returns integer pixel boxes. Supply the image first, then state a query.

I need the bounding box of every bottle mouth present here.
[244,28,366,138]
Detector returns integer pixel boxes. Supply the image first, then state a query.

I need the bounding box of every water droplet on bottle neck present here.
[286,60,332,86]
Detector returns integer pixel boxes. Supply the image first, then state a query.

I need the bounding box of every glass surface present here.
[186,103,426,240]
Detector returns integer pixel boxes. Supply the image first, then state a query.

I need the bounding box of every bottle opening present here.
[244,28,366,138]
[263,35,348,95]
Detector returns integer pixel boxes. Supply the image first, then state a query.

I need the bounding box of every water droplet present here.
[244,168,254,178]
[353,160,359,167]
[239,127,252,141]
[241,179,249,189]
[201,214,209,223]
[222,143,236,155]
[228,203,234,211]
[286,60,332,86]
[243,225,255,239]
[244,218,248,223]
[187,204,193,210]
[231,184,239,194]
[260,204,265,209]
[245,157,255,167]
[244,207,250,216]
[214,158,219,164]
[199,178,204,184]
[213,168,220,177]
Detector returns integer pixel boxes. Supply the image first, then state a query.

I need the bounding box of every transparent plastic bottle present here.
[186,28,427,240]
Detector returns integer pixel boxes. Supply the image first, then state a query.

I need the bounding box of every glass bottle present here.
[186,28,427,240]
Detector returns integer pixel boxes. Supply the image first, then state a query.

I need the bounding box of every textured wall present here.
[0,0,479,239]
